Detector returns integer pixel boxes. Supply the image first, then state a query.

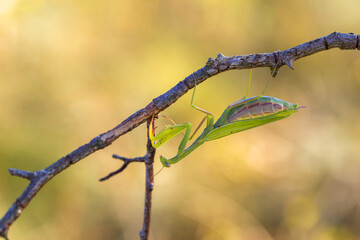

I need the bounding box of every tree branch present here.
[139,120,156,240]
[0,31,359,240]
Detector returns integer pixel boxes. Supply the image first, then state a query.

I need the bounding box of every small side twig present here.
[99,155,145,181]
[8,169,35,180]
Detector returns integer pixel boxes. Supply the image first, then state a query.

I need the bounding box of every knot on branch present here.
[91,136,107,149]
[205,57,215,67]
[216,53,230,71]
[204,53,231,75]
[326,31,358,50]
[0,230,9,240]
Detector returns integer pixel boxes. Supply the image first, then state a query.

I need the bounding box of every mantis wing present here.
[205,109,298,141]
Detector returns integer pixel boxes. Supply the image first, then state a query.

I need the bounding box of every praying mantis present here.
[149,70,302,167]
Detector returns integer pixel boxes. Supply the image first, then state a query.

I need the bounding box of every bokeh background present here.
[0,0,360,239]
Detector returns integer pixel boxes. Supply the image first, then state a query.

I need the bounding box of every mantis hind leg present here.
[244,69,252,99]
[245,68,275,98]
[261,68,277,96]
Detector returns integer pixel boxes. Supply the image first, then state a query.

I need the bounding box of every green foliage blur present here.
[1,0,360,239]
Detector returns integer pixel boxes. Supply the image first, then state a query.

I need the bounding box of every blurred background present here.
[0,0,360,239]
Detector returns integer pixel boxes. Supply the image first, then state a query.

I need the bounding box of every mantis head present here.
[160,155,170,167]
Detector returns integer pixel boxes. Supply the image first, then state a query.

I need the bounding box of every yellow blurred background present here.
[0,0,360,239]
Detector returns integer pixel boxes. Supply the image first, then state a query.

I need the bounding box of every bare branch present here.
[0,31,359,240]
[139,119,156,240]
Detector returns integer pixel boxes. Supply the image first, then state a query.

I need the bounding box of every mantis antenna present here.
[154,166,164,177]
[147,166,165,183]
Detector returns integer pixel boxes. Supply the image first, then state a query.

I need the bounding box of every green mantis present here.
[149,70,301,167]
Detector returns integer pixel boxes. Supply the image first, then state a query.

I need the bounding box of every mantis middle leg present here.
[149,74,213,151]
[188,73,215,140]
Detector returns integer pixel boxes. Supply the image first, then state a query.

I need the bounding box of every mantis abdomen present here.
[229,97,290,122]
[206,96,299,142]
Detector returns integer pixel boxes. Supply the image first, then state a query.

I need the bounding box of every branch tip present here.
[8,168,34,180]
[112,154,127,161]
[99,162,129,181]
